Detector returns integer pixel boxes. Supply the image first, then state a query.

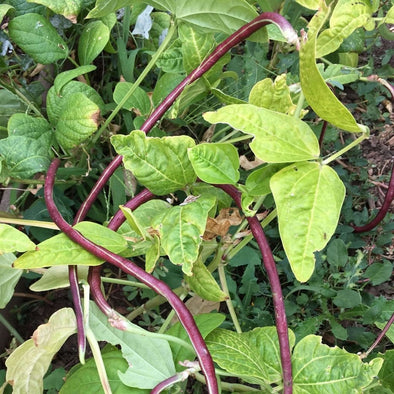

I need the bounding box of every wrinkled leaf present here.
[113,82,151,116]
[204,104,320,163]
[0,253,22,309]
[270,162,345,282]
[8,13,68,64]
[0,224,36,253]
[27,0,83,23]
[111,130,196,195]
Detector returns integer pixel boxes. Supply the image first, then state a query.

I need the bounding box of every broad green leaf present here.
[142,0,175,13]
[377,349,394,391]
[155,195,216,275]
[111,130,196,195]
[326,238,348,267]
[188,143,240,185]
[156,39,184,73]
[270,162,345,282]
[0,4,15,21]
[5,0,45,16]
[320,64,361,87]
[89,302,175,389]
[299,3,364,133]
[0,89,27,129]
[295,0,319,9]
[0,224,36,253]
[0,253,22,309]
[292,335,383,393]
[27,0,83,23]
[55,93,100,150]
[8,13,68,64]
[384,5,394,24]
[364,261,393,286]
[113,82,151,116]
[6,308,76,394]
[206,327,296,384]
[87,0,134,18]
[375,321,394,344]
[145,235,160,273]
[47,81,105,125]
[211,88,246,105]
[54,66,97,95]
[30,265,89,292]
[333,289,362,308]
[78,20,110,65]
[152,73,185,108]
[14,221,127,269]
[316,0,373,58]
[204,104,320,163]
[185,258,227,302]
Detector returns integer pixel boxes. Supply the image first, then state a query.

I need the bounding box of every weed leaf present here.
[0,253,22,309]
[113,82,151,116]
[29,0,84,23]
[0,224,36,253]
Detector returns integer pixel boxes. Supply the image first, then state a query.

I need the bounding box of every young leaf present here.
[204,104,320,163]
[292,335,383,392]
[111,130,197,195]
[270,162,345,282]
[0,224,36,253]
[6,308,76,394]
[188,143,240,185]
[55,93,100,150]
[27,0,84,23]
[78,20,110,65]
[113,82,151,116]
[145,235,160,273]
[0,253,22,309]
[53,66,97,95]
[299,3,364,133]
[8,13,68,64]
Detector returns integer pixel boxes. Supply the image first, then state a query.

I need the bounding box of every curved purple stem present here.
[45,159,218,394]
[353,162,394,233]
[215,184,292,393]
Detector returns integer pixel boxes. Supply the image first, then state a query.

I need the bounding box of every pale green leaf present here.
[0,4,15,21]
[375,321,394,344]
[384,5,394,24]
[0,89,27,129]
[204,104,320,163]
[145,235,160,273]
[316,0,373,58]
[185,258,227,302]
[6,308,76,394]
[78,20,110,65]
[89,302,175,389]
[113,82,151,116]
[155,195,216,275]
[0,253,22,309]
[55,92,100,150]
[142,0,175,13]
[188,143,240,184]
[86,0,134,18]
[293,335,383,393]
[54,66,97,95]
[152,73,185,108]
[111,130,196,195]
[157,39,184,74]
[299,3,363,133]
[0,224,36,253]
[206,327,296,385]
[270,162,345,282]
[27,0,83,23]
[295,0,319,9]
[14,222,127,269]
[8,13,68,64]
[211,88,246,105]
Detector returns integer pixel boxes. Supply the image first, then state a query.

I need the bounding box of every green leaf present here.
[113,82,151,116]
[55,93,100,150]
[89,302,175,389]
[206,327,296,384]
[157,39,184,74]
[6,308,76,394]
[152,73,185,108]
[364,261,393,286]
[316,0,373,58]
[375,321,394,344]
[377,349,394,390]
[0,253,22,309]
[53,66,97,95]
[27,0,83,23]
[333,289,362,308]
[188,143,240,184]
[111,130,196,195]
[8,13,68,64]
[86,0,134,18]
[78,20,110,65]
[204,104,320,163]
[0,4,15,21]
[292,335,383,393]
[155,195,216,275]
[14,222,127,269]
[326,238,348,267]
[270,162,345,282]
[299,3,363,133]
[295,0,319,9]
[0,89,27,129]
[185,258,227,302]
[145,235,160,273]
[0,224,36,253]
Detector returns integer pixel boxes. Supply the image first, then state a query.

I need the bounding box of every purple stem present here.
[353,162,394,233]
[365,312,394,357]
[45,159,218,394]
[318,121,328,149]
[215,184,293,393]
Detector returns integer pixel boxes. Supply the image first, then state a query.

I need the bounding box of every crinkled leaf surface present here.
[27,0,83,23]
[54,66,97,95]
[6,308,76,394]
[14,221,127,269]
[113,82,151,116]
[8,13,68,64]
[270,162,345,282]
[0,223,36,253]
[206,327,296,384]
[0,253,22,309]
[89,302,175,389]
[55,92,100,150]
[155,195,216,275]
[292,335,383,393]
[188,143,240,184]
[299,3,363,133]
[111,130,196,195]
[204,104,320,163]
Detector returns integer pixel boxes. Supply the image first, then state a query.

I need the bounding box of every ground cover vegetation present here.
[0,0,393,393]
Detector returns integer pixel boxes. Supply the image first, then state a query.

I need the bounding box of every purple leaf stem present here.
[45,158,218,394]
[365,312,394,357]
[353,161,394,233]
[215,184,293,393]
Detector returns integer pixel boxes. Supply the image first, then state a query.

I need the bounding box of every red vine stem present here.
[216,184,293,393]
[364,312,394,358]
[45,158,218,394]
